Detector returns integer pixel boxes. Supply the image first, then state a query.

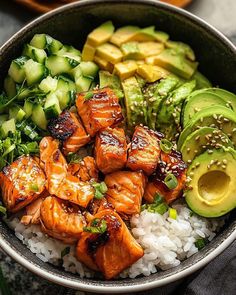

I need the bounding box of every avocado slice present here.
[166,40,196,61]
[157,80,196,140]
[81,42,96,61]
[99,71,123,99]
[182,91,231,127]
[192,71,212,89]
[121,42,144,60]
[204,88,236,112]
[153,49,198,80]
[178,106,236,149]
[96,43,123,64]
[137,64,167,83]
[87,21,115,47]
[144,76,179,129]
[122,76,147,129]
[181,127,233,163]
[185,147,236,217]
[110,26,140,47]
[114,60,138,80]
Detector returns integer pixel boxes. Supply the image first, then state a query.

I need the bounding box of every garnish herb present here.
[0,266,11,295]
[195,238,207,250]
[61,247,70,258]
[84,91,94,100]
[142,194,169,215]
[160,139,173,153]
[169,208,177,219]
[92,182,108,199]
[0,205,7,217]
[83,219,107,234]
[164,173,178,190]
[30,184,39,192]
[66,152,82,164]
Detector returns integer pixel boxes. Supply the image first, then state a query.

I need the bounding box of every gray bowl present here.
[0,0,236,293]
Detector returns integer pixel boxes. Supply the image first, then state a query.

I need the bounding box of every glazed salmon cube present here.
[127,125,163,175]
[0,156,46,213]
[144,150,187,204]
[76,208,144,278]
[40,196,86,244]
[48,111,90,155]
[95,127,127,174]
[76,87,123,137]
[105,171,147,215]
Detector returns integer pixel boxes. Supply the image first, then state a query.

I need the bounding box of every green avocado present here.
[99,70,123,99]
[180,127,233,163]
[178,106,236,150]
[122,76,147,129]
[157,80,196,140]
[204,88,236,112]
[153,49,198,80]
[192,71,212,89]
[182,91,231,127]
[185,147,236,217]
[166,40,196,61]
[144,76,179,129]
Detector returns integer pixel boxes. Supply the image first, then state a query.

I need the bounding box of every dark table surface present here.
[0,1,236,294]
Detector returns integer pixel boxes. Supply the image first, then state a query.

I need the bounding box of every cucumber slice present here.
[57,76,76,91]
[24,59,47,86]
[56,89,75,110]
[46,55,78,76]
[8,56,28,83]
[71,65,83,81]
[39,76,58,93]
[4,75,16,98]
[75,76,92,93]
[23,100,34,118]
[31,104,48,130]
[30,34,47,49]
[0,114,8,125]
[16,121,39,140]
[79,61,99,79]
[57,46,81,63]
[46,36,63,54]
[44,93,61,119]
[23,44,47,64]
[0,119,16,138]
[9,105,26,122]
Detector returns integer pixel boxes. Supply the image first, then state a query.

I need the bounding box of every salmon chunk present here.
[76,87,123,137]
[95,127,127,174]
[0,156,46,213]
[48,111,90,155]
[40,196,86,244]
[127,125,163,175]
[21,195,46,225]
[144,150,187,204]
[105,171,147,215]
[68,156,99,182]
[76,208,144,279]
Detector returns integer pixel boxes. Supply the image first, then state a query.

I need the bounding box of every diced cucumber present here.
[0,119,16,138]
[75,76,92,93]
[24,59,47,86]
[16,121,39,140]
[23,100,34,118]
[56,89,75,110]
[39,76,58,93]
[9,105,26,122]
[4,75,16,98]
[0,114,8,125]
[8,56,28,83]
[57,46,81,63]
[17,87,33,101]
[44,93,61,119]
[22,44,47,64]
[79,61,99,79]
[46,36,63,54]
[31,104,48,130]
[71,65,82,81]
[30,34,47,49]
[46,55,78,76]
[58,76,76,91]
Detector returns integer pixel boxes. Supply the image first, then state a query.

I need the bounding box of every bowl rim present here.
[0,0,236,293]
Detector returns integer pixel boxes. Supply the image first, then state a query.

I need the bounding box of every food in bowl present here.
[0,21,234,279]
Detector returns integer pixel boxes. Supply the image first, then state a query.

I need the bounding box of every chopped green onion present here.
[153,193,164,205]
[30,184,39,192]
[84,91,94,100]
[92,181,108,199]
[195,238,207,250]
[67,152,82,164]
[164,173,178,190]
[147,202,169,215]
[169,208,177,219]
[0,205,7,216]
[160,139,173,153]
[0,266,11,295]
[61,246,70,258]
[2,144,16,157]
[83,219,107,234]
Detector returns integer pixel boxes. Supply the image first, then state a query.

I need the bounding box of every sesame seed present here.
[217,161,221,166]
[210,160,215,165]
[189,172,194,176]
[213,114,218,120]
[187,147,191,152]
[222,165,226,169]
[187,160,192,164]
[222,159,228,165]
[195,136,200,141]
[224,118,230,122]
[200,117,203,123]
[207,164,211,169]
[194,150,198,154]
[195,162,200,167]
[207,150,213,154]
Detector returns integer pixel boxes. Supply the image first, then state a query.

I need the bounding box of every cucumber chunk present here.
[24,59,47,86]
[44,93,61,119]
[4,75,16,98]
[46,55,78,76]
[23,44,47,64]
[8,56,28,83]
[79,61,99,79]
[16,121,39,140]
[31,104,48,130]
[30,34,47,49]
[0,114,8,125]
[39,76,58,93]
[0,119,16,138]
[46,36,63,54]
[23,100,34,118]
[9,105,26,122]
[75,76,93,93]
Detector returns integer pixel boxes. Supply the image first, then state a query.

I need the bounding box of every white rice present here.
[6,201,224,279]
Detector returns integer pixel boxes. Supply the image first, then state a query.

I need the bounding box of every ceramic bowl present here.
[0,0,236,293]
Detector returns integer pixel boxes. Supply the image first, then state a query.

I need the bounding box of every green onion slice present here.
[169,208,177,219]
[164,173,178,190]
[0,206,6,216]
[83,219,107,234]
[92,181,108,199]
[61,246,70,258]
[195,238,207,250]
[84,91,94,100]
[160,139,173,153]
